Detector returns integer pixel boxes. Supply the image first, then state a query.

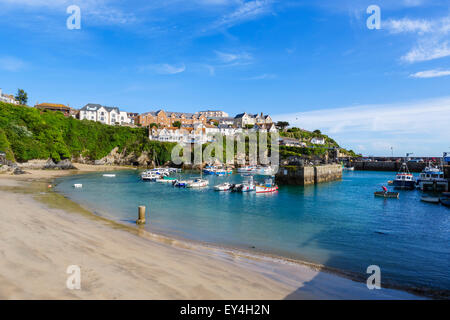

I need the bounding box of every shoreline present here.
[0,165,427,299]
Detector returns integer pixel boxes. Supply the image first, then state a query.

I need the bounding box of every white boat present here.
[416,164,448,192]
[255,178,278,193]
[234,176,256,192]
[103,174,116,177]
[237,165,254,173]
[141,172,160,181]
[187,178,209,188]
[73,184,83,188]
[214,182,233,191]
[343,167,355,171]
[156,176,177,183]
[174,180,193,187]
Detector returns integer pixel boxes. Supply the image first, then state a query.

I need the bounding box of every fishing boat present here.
[416,164,448,192]
[214,182,233,191]
[420,196,440,204]
[103,174,116,177]
[255,178,278,193]
[374,191,399,198]
[187,178,209,188]
[393,163,416,190]
[232,177,256,192]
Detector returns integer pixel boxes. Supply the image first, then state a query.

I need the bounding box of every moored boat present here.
[173,180,193,187]
[214,182,233,191]
[156,176,177,183]
[187,178,209,188]
[393,163,416,190]
[420,196,440,204]
[255,178,278,193]
[103,174,116,177]
[416,164,448,192]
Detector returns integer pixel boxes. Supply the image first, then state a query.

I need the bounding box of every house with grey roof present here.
[79,103,132,126]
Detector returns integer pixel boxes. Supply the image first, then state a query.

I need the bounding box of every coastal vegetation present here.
[0,101,176,164]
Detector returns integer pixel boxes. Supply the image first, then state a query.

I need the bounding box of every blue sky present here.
[0,0,449,156]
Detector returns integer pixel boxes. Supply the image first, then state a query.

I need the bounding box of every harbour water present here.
[55,170,450,295]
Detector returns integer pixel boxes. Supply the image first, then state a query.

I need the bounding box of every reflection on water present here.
[55,170,450,293]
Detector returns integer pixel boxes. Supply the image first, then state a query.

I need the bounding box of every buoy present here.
[136,206,146,225]
[48,184,52,188]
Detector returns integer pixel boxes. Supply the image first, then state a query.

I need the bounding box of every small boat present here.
[156,176,177,183]
[187,178,209,188]
[343,167,355,171]
[420,196,440,204]
[214,182,233,191]
[237,165,254,173]
[173,180,193,187]
[387,180,394,186]
[103,174,116,177]
[440,197,450,207]
[141,172,160,181]
[393,163,416,190]
[73,184,83,188]
[256,178,278,193]
[374,191,399,198]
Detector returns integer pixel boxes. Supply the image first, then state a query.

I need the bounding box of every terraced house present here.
[137,109,207,127]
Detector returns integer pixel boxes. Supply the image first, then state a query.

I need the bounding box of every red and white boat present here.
[256,178,278,193]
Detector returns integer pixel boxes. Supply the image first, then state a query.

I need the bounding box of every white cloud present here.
[214,0,273,28]
[140,63,186,75]
[410,69,450,78]
[0,56,26,72]
[273,97,450,156]
[385,18,432,34]
[385,15,450,63]
[243,73,276,80]
[401,40,450,63]
[215,50,252,63]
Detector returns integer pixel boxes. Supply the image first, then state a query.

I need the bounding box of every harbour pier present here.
[275,164,342,185]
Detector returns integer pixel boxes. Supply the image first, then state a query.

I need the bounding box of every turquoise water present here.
[55,170,450,294]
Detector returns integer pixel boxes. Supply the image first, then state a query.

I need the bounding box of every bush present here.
[0,101,176,163]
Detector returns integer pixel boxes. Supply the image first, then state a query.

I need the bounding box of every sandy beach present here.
[0,165,422,300]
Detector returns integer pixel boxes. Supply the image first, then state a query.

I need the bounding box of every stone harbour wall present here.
[276,164,342,185]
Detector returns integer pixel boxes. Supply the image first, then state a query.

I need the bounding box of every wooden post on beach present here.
[136,206,146,225]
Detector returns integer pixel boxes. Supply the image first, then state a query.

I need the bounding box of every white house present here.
[149,127,208,145]
[254,123,277,133]
[218,124,243,136]
[311,137,326,145]
[234,112,273,128]
[0,89,18,104]
[79,104,132,125]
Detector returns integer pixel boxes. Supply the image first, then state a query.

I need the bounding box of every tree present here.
[149,122,159,129]
[245,124,254,129]
[276,121,289,131]
[313,129,321,134]
[172,121,181,128]
[15,89,28,105]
